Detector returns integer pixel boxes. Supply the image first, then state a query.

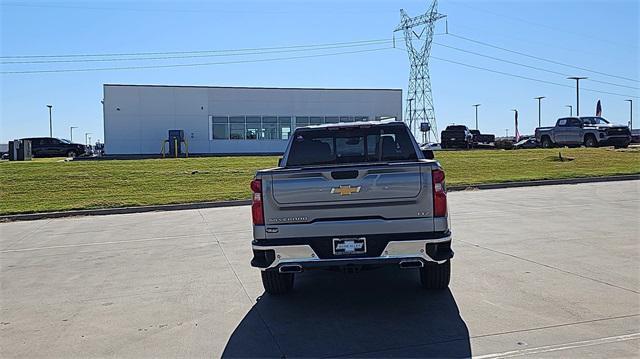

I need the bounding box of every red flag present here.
[596,100,602,116]
[514,110,520,141]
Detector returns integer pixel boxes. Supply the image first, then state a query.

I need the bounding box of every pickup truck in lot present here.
[250,120,452,294]
[470,129,496,146]
[440,124,473,149]
[535,116,631,148]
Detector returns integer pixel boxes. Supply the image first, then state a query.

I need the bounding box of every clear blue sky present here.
[1,0,638,143]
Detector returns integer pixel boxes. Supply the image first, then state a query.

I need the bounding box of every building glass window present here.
[375,116,395,121]
[295,116,309,128]
[279,116,292,140]
[212,116,229,140]
[340,116,353,122]
[354,116,368,122]
[309,116,323,125]
[229,116,245,140]
[325,116,339,123]
[262,116,278,140]
[246,116,261,140]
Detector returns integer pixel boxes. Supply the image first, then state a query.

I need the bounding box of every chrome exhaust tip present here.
[399,260,424,269]
[279,264,303,273]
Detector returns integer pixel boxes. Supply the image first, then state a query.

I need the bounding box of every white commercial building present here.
[103,84,402,155]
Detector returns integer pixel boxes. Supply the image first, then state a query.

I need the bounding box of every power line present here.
[447,33,639,83]
[394,47,638,99]
[433,42,640,91]
[1,41,392,64]
[429,54,639,99]
[0,38,392,59]
[447,1,637,50]
[0,47,392,74]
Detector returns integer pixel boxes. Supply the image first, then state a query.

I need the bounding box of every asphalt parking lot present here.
[1,180,638,358]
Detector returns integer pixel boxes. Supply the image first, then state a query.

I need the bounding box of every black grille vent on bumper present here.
[606,128,630,136]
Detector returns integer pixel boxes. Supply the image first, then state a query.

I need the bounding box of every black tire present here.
[261,270,294,295]
[541,137,553,149]
[420,260,451,290]
[66,150,77,158]
[584,134,598,148]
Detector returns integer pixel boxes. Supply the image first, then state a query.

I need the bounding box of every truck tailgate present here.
[262,162,435,227]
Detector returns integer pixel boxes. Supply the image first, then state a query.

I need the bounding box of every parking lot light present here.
[625,99,633,130]
[473,104,481,130]
[70,126,78,142]
[565,105,573,116]
[534,97,545,128]
[46,104,53,137]
[567,77,587,116]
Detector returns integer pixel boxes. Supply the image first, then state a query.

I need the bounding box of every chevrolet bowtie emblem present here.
[331,185,361,196]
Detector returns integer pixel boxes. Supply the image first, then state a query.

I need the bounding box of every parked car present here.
[22,137,87,158]
[0,143,8,159]
[513,138,539,149]
[470,130,496,145]
[250,120,453,294]
[441,125,473,149]
[631,129,640,144]
[535,117,631,148]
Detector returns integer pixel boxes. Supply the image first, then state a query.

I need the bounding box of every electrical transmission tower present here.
[395,0,445,141]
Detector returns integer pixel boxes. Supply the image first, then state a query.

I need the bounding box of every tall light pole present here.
[46,104,53,137]
[534,96,545,128]
[624,99,633,130]
[70,126,78,142]
[567,77,587,116]
[473,104,481,130]
[85,132,92,146]
[565,105,573,116]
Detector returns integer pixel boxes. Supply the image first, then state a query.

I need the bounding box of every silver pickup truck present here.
[535,116,631,148]
[250,120,452,294]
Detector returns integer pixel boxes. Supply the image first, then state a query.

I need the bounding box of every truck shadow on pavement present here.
[222,266,470,358]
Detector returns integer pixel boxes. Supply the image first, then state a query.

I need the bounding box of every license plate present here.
[333,237,366,255]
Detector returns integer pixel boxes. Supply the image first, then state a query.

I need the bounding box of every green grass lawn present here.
[1,147,638,215]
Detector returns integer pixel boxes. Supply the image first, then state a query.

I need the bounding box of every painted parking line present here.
[474,332,640,359]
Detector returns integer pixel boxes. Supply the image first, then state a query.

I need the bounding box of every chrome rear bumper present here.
[251,236,452,271]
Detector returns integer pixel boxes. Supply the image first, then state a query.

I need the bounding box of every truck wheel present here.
[420,260,450,290]
[584,135,597,148]
[261,270,294,295]
[541,137,552,149]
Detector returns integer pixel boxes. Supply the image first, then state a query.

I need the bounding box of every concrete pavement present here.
[1,181,639,358]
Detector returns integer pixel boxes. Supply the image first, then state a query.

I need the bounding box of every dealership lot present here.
[1,181,638,358]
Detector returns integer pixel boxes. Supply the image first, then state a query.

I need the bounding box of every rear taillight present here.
[432,169,447,217]
[250,179,264,225]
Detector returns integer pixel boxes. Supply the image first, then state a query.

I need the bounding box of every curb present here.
[447,174,640,192]
[1,174,638,222]
[0,200,251,222]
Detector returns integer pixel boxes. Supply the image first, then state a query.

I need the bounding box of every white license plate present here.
[333,237,367,255]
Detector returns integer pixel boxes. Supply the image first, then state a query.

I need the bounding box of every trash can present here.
[8,139,32,161]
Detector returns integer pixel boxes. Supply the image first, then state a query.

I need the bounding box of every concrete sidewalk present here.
[1,181,639,357]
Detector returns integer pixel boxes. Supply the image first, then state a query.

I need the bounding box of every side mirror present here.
[278,157,284,167]
[421,149,435,160]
